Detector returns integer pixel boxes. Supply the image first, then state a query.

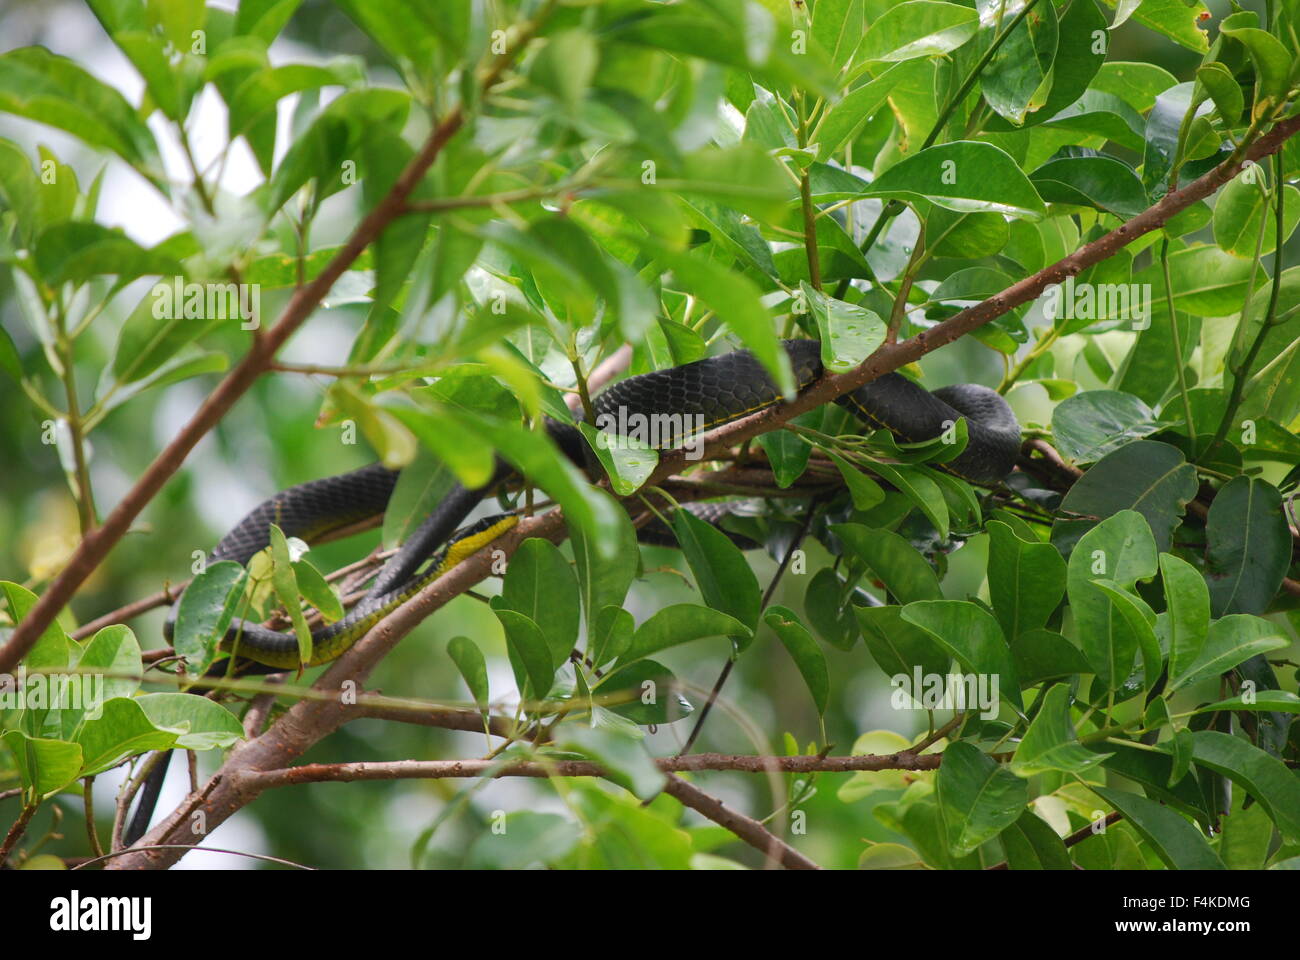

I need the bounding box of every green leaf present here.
[936,741,1028,857]
[1204,477,1291,617]
[1029,156,1148,219]
[228,61,361,140]
[622,604,751,666]
[802,282,886,372]
[639,241,793,397]
[1197,690,1300,714]
[1219,792,1274,870]
[381,404,499,490]
[77,624,142,705]
[864,461,949,539]
[1064,510,1158,689]
[499,538,580,668]
[825,450,885,510]
[578,422,658,496]
[858,842,929,869]
[1000,810,1073,870]
[671,507,761,646]
[235,0,303,45]
[467,811,581,870]
[1012,685,1108,777]
[813,0,865,69]
[34,222,181,287]
[682,196,778,279]
[1132,245,1259,316]
[838,729,921,801]
[1213,177,1300,258]
[1091,787,1224,869]
[1109,0,1210,52]
[859,2,979,63]
[932,266,1015,303]
[815,65,904,159]
[268,523,312,666]
[1167,614,1287,693]
[2,731,83,799]
[1011,628,1092,686]
[530,29,598,110]
[328,380,418,471]
[1219,14,1292,101]
[1,581,70,671]
[991,0,1106,131]
[1160,553,1210,684]
[0,47,163,185]
[860,141,1046,220]
[492,606,555,703]
[900,600,1023,713]
[290,560,343,622]
[831,524,941,604]
[673,143,796,224]
[1056,441,1197,553]
[926,208,1009,259]
[763,606,829,715]
[332,0,467,65]
[560,725,665,801]
[756,425,813,489]
[986,520,1066,641]
[1091,580,1163,693]
[74,697,176,776]
[596,660,693,725]
[1195,61,1243,126]
[570,490,639,630]
[381,448,454,550]
[1142,82,1209,194]
[980,0,1058,126]
[171,556,244,676]
[266,88,410,213]
[1051,391,1166,463]
[588,605,634,671]
[109,284,224,386]
[856,605,951,680]
[447,636,489,711]
[1187,731,1300,843]
[134,693,244,750]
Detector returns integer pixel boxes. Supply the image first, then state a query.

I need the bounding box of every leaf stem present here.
[1205,152,1287,458]
[1160,238,1197,441]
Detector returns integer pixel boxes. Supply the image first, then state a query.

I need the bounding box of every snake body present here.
[164,339,1020,671]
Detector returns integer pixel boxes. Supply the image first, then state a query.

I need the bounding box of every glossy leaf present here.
[937,741,1028,857]
[764,606,829,715]
[1204,477,1291,617]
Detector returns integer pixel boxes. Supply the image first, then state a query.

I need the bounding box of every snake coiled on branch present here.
[161,339,1020,671]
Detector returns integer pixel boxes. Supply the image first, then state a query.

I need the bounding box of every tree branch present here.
[661,775,819,870]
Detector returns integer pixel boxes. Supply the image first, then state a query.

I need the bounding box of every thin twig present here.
[83,775,104,860]
[0,804,37,866]
[662,774,819,870]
